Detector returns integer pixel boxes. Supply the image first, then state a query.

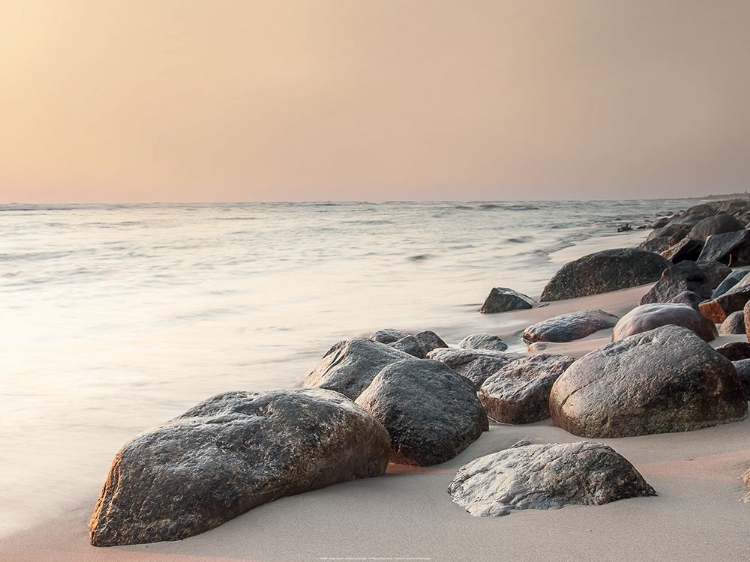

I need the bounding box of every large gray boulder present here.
[638,261,731,305]
[458,333,508,352]
[698,229,750,266]
[480,287,534,313]
[427,348,525,390]
[688,214,745,241]
[667,290,702,310]
[479,354,576,424]
[370,328,409,344]
[715,341,750,361]
[302,338,415,399]
[522,309,619,344]
[612,303,718,343]
[540,249,670,302]
[355,360,488,466]
[549,325,747,438]
[89,389,391,546]
[448,441,656,517]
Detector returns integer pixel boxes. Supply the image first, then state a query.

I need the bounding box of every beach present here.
[2,218,749,562]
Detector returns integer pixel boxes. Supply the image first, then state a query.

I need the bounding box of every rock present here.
[613,303,718,343]
[688,214,746,241]
[370,328,409,344]
[390,330,447,358]
[302,338,415,400]
[639,224,692,253]
[458,333,508,352]
[89,389,390,546]
[670,203,716,226]
[638,237,673,254]
[355,359,488,466]
[479,354,576,424]
[522,309,619,344]
[549,325,747,438]
[652,217,671,229]
[698,229,750,266]
[719,311,746,335]
[427,348,525,390]
[638,261,731,305]
[667,290,703,310]
[715,341,750,361]
[743,467,750,503]
[711,269,750,299]
[731,359,750,399]
[699,285,750,324]
[745,299,750,340]
[661,237,704,263]
[480,287,534,313]
[448,441,656,517]
[540,249,670,302]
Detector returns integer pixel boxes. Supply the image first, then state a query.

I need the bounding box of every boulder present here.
[698,229,750,266]
[355,359,488,466]
[448,441,656,517]
[458,333,508,352]
[715,341,750,361]
[522,309,619,344]
[719,311,746,335]
[699,284,750,323]
[549,325,747,438]
[661,237,704,263]
[89,389,390,546]
[427,348,525,390]
[667,290,703,310]
[711,269,750,299]
[613,303,718,343]
[370,328,409,344]
[688,214,745,241]
[479,354,576,424]
[540,249,670,302]
[670,204,715,227]
[302,338,415,399]
[480,287,534,313]
[390,330,447,358]
[638,261,731,305]
[731,359,750,399]
[651,216,671,229]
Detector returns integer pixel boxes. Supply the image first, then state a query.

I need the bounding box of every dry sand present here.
[3,231,749,562]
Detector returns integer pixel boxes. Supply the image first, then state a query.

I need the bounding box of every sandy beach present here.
[3,229,749,562]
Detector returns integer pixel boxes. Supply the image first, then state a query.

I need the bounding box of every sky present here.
[1,0,749,203]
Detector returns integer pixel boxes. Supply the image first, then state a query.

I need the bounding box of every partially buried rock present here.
[355,359,488,466]
[668,290,703,311]
[612,303,718,343]
[458,333,508,352]
[479,354,576,424]
[89,389,391,546]
[698,229,750,266]
[711,269,750,299]
[638,261,730,305]
[720,311,746,335]
[427,348,525,390]
[480,287,534,313]
[522,309,619,344]
[731,359,750,399]
[448,441,656,517]
[699,282,750,324]
[549,325,747,438]
[540,249,670,302]
[390,330,447,358]
[302,338,415,400]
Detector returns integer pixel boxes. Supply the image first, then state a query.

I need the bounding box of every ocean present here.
[0,199,694,537]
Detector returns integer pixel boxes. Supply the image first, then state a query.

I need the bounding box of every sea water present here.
[0,199,691,537]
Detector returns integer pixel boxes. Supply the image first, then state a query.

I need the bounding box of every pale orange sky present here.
[1,0,749,203]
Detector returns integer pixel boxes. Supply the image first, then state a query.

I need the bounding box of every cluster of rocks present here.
[89,200,750,547]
